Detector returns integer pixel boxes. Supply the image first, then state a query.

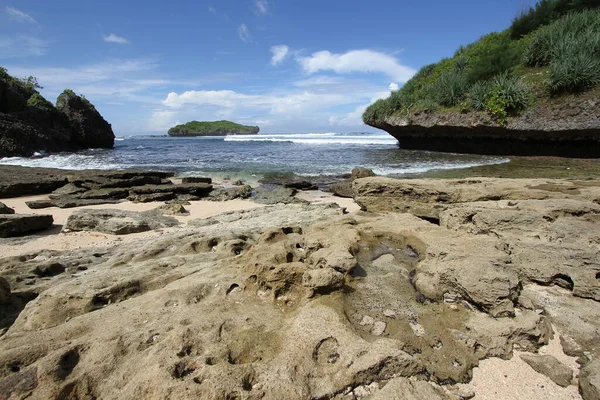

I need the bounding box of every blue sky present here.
[1,0,535,135]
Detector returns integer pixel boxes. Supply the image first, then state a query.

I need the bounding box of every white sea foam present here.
[224,134,397,145]
[0,153,121,170]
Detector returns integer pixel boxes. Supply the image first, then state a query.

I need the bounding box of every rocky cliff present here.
[371,90,600,158]
[0,70,115,157]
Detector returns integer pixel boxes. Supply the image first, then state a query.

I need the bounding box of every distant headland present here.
[167,120,260,137]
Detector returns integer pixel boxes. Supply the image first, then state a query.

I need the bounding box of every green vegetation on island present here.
[168,120,260,136]
[363,0,600,127]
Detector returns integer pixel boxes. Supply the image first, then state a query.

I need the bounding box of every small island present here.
[167,120,260,137]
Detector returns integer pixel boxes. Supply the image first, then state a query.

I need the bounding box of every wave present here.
[0,153,122,170]
[224,134,397,145]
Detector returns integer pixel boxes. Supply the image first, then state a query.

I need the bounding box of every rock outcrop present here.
[63,209,179,235]
[1,177,599,399]
[371,94,600,157]
[0,214,53,237]
[0,70,114,157]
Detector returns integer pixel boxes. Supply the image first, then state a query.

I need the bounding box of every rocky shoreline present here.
[0,166,598,399]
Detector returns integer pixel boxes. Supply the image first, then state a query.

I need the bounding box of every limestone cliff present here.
[370,90,600,158]
[0,70,114,157]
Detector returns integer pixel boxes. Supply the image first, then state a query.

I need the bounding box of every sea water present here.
[0,132,508,180]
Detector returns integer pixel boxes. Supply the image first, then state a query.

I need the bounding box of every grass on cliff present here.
[363,2,600,127]
[168,120,260,135]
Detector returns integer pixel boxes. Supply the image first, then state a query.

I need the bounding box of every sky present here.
[1,0,535,135]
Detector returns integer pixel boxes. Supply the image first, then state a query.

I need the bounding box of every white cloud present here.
[149,110,179,131]
[208,6,216,14]
[5,6,37,24]
[298,49,416,82]
[255,0,268,14]
[103,33,130,44]
[293,76,343,87]
[238,24,252,43]
[4,59,162,103]
[270,45,289,66]
[389,82,399,91]
[0,35,47,58]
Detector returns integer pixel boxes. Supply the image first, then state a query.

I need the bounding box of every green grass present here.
[168,120,260,136]
[362,3,600,127]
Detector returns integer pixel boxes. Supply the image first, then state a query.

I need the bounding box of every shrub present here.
[524,10,600,67]
[468,81,492,110]
[486,73,533,124]
[510,0,600,39]
[466,32,524,83]
[362,99,392,125]
[550,52,600,92]
[432,70,469,107]
[26,93,54,109]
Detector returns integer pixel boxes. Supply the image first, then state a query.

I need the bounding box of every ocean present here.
[0,132,508,180]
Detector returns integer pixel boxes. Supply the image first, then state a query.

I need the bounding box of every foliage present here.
[468,32,528,83]
[550,52,600,92]
[26,93,55,109]
[168,120,260,136]
[510,0,600,39]
[485,73,533,124]
[432,70,469,107]
[468,81,492,110]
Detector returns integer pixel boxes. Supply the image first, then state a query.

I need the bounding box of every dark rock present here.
[209,185,252,201]
[34,262,66,277]
[0,166,68,198]
[0,277,10,304]
[580,359,600,400]
[0,202,15,214]
[232,179,245,186]
[0,214,53,237]
[50,183,86,197]
[127,192,176,203]
[129,183,212,196]
[284,180,318,190]
[252,186,308,205]
[63,209,179,235]
[66,170,172,189]
[56,90,114,149]
[74,188,130,200]
[26,198,122,209]
[351,167,376,180]
[182,177,212,184]
[520,353,573,387]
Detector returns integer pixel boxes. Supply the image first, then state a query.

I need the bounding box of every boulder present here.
[0,202,14,214]
[330,181,353,198]
[580,359,600,400]
[0,277,10,304]
[351,167,376,180]
[0,214,53,237]
[519,353,573,387]
[208,185,252,201]
[252,186,308,205]
[63,209,179,235]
